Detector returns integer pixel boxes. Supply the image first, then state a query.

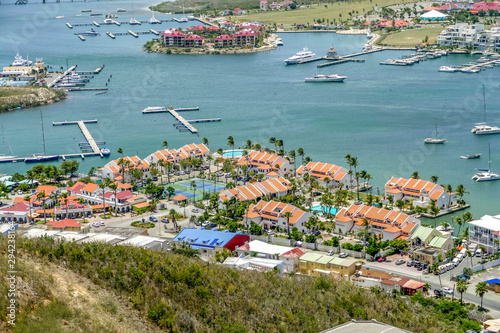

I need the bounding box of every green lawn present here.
[379,26,443,47]
[242,0,412,26]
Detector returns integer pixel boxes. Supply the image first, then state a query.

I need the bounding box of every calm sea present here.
[0,0,499,226]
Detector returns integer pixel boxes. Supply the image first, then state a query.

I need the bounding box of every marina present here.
[142,107,221,134]
[52,119,105,157]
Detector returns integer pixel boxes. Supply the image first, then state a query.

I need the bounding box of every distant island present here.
[143,24,278,55]
[0,86,66,112]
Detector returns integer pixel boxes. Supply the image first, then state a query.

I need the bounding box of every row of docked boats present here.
[380,50,448,66]
[284,48,347,83]
[55,72,89,88]
[440,54,500,73]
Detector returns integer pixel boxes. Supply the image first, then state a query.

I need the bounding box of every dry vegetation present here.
[0,86,66,112]
[0,237,482,332]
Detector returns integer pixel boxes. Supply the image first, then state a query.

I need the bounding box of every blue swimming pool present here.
[310,206,338,215]
[222,150,243,158]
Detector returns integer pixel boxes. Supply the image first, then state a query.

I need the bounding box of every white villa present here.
[243,200,312,233]
[438,23,485,49]
[385,177,456,209]
[469,214,500,254]
[296,161,353,189]
[235,151,290,177]
[219,177,290,202]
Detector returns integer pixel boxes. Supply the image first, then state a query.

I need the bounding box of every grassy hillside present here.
[0,86,66,112]
[0,237,482,332]
[379,26,442,47]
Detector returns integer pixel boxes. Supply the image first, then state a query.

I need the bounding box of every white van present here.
[456,253,464,262]
[475,249,482,257]
[469,244,477,253]
[452,258,460,267]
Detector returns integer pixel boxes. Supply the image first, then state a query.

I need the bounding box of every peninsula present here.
[0,86,66,112]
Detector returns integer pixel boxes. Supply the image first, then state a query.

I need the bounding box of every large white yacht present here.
[471,85,500,135]
[284,47,316,65]
[438,66,458,72]
[472,144,500,182]
[12,52,32,66]
[304,74,347,82]
[130,17,141,25]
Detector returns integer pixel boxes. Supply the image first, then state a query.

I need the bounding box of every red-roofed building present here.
[161,28,187,47]
[260,0,268,11]
[189,25,205,31]
[376,19,410,28]
[54,200,92,220]
[208,26,220,31]
[236,151,290,177]
[144,143,210,171]
[215,34,234,47]
[0,202,30,223]
[297,161,352,189]
[185,34,205,47]
[233,29,258,47]
[219,177,290,202]
[233,7,245,14]
[243,200,311,233]
[46,218,82,232]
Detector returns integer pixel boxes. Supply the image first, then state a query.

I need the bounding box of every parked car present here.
[161,218,170,224]
[17,190,22,195]
[207,223,217,228]
[266,230,274,236]
[339,253,348,258]
[359,240,369,246]
[434,289,443,297]
[237,176,243,181]
[152,176,158,181]
[367,257,376,262]
[243,177,251,182]
[338,235,344,240]
[174,172,180,176]
[326,250,335,256]
[92,222,100,227]
[395,259,406,265]
[149,216,158,223]
[442,287,454,295]
[406,260,415,267]
[354,201,362,205]
[100,221,105,227]
[225,173,232,178]
[313,230,321,236]
[377,257,387,262]
[456,274,470,281]
[216,172,223,177]
[295,241,303,248]
[180,171,185,175]
[191,208,199,213]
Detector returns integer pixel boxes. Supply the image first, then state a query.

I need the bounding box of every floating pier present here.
[68,87,108,91]
[107,32,116,39]
[186,118,221,123]
[128,30,138,38]
[66,22,73,29]
[297,57,326,64]
[142,106,221,134]
[169,109,198,133]
[53,120,103,157]
[150,29,159,35]
[75,65,105,74]
[318,58,365,68]
[92,21,100,27]
[53,119,97,126]
[142,106,199,114]
[78,35,86,41]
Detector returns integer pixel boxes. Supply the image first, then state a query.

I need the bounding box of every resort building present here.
[384,177,456,209]
[334,204,420,240]
[236,241,305,272]
[171,228,250,257]
[0,202,31,223]
[297,161,352,189]
[184,34,205,48]
[438,23,485,49]
[468,214,500,254]
[260,0,268,11]
[243,200,312,233]
[145,143,210,169]
[160,29,187,47]
[2,55,45,77]
[299,252,361,280]
[236,151,290,177]
[219,177,290,202]
[53,199,93,220]
[46,218,82,232]
[98,155,151,182]
[411,225,454,264]
[233,29,258,47]
[214,35,234,47]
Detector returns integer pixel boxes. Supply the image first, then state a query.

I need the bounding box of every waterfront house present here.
[145,143,209,169]
[215,35,234,47]
[243,200,312,233]
[260,0,268,11]
[99,155,151,182]
[299,252,361,280]
[468,214,500,254]
[235,240,305,272]
[297,161,352,189]
[233,29,258,47]
[184,34,205,48]
[236,151,290,177]
[160,29,187,47]
[46,218,82,232]
[384,177,456,209]
[171,228,250,257]
[219,177,290,202]
[438,23,484,49]
[334,204,420,240]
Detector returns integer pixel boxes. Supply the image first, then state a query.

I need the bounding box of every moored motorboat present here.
[100,147,111,156]
[439,66,457,72]
[74,28,100,36]
[461,153,481,159]
[117,8,126,12]
[304,74,347,82]
[130,17,141,25]
[284,47,316,65]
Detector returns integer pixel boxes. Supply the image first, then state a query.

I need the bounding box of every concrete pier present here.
[67,87,108,91]
[169,109,198,133]
[52,120,103,157]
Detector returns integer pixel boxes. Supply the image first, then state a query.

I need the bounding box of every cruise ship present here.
[304,74,347,82]
[284,47,316,65]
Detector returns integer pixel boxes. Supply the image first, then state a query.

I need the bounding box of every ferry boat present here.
[12,52,32,66]
[439,66,457,72]
[130,17,141,25]
[74,28,100,36]
[460,154,481,159]
[304,74,347,82]
[284,47,316,65]
[100,147,111,156]
[117,8,126,12]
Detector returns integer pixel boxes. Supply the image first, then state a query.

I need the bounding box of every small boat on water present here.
[461,154,481,159]
[25,110,59,163]
[461,67,480,73]
[179,17,188,22]
[187,15,195,20]
[439,66,458,72]
[82,9,92,12]
[304,74,347,82]
[149,10,161,24]
[90,13,103,16]
[274,38,283,46]
[284,47,316,65]
[472,144,500,182]
[471,85,500,135]
[100,147,111,156]
[424,120,446,144]
[103,18,114,24]
[74,28,100,36]
[55,16,64,19]
[130,17,141,25]
[117,8,126,12]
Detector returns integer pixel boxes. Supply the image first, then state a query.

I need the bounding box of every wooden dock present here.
[78,35,86,41]
[186,118,221,123]
[53,119,97,126]
[76,65,105,75]
[142,106,221,134]
[93,21,100,27]
[128,30,138,38]
[68,87,108,91]
[318,58,365,68]
[107,32,116,39]
[52,120,103,157]
[66,22,73,29]
[142,106,199,114]
[169,109,198,133]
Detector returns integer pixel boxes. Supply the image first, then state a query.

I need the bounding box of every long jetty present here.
[142,106,222,134]
[169,109,198,133]
[48,65,77,88]
[75,64,104,74]
[52,120,103,157]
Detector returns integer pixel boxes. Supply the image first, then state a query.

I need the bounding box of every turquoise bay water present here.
[0,0,500,223]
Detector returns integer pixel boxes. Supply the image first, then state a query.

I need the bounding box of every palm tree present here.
[245,139,252,150]
[98,182,107,216]
[169,208,178,231]
[202,137,209,148]
[190,180,197,203]
[117,148,123,157]
[162,141,169,150]
[411,171,420,179]
[227,136,235,158]
[109,183,118,216]
[430,175,439,184]
[37,191,47,224]
[282,211,294,237]
[475,281,488,309]
[24,195,32,224]
[181,201,187,217]
[78,197,86,222]
[297,148,305,165]
[454,216,463,236]
[431,263,442,288]
[455,184,468,206]
[444,184,453,208]
[288,150,296,176]
[456,279,468,305]
[395,199,406,212]
[466,250,473,267]
[268,137,276,151]
[60,192,69,218]
[429,205,440,227]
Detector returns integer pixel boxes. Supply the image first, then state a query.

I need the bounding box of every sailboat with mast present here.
[471,85,500,135]
[24,110,59,163]
[0,125,17,162]
[424,118,447,144]
[179,1,188,22]
[148,9,161,24]
[472,143,500,182]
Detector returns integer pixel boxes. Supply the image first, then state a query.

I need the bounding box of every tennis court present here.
[166,178,227,202]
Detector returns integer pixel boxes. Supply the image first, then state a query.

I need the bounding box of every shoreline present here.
[0,86,66,113]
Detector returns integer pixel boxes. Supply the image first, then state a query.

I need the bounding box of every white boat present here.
[100,147,111,156]
[74,28,100,36]
[284,47,316,65]
[460,153,481,159]
[103,18,114,24]
[24,110,59,163]
[304,74,347,82]
[461,67,480,73]
[149,10,161,24]
[117,8,126,12]
[274,38,283,46]
[179,17,188,22]
[472,144,500,182]
[130,17,141,25]
[477,57,490,63]
[55,16,64,19]
[471,85,500,135]
[12,52,32,67]
[56,83,77,87]
[0,125,16,162]
[82,9,92,12]
[439,66,457,72]
[424,120,446,144]
[187,15,195,20]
